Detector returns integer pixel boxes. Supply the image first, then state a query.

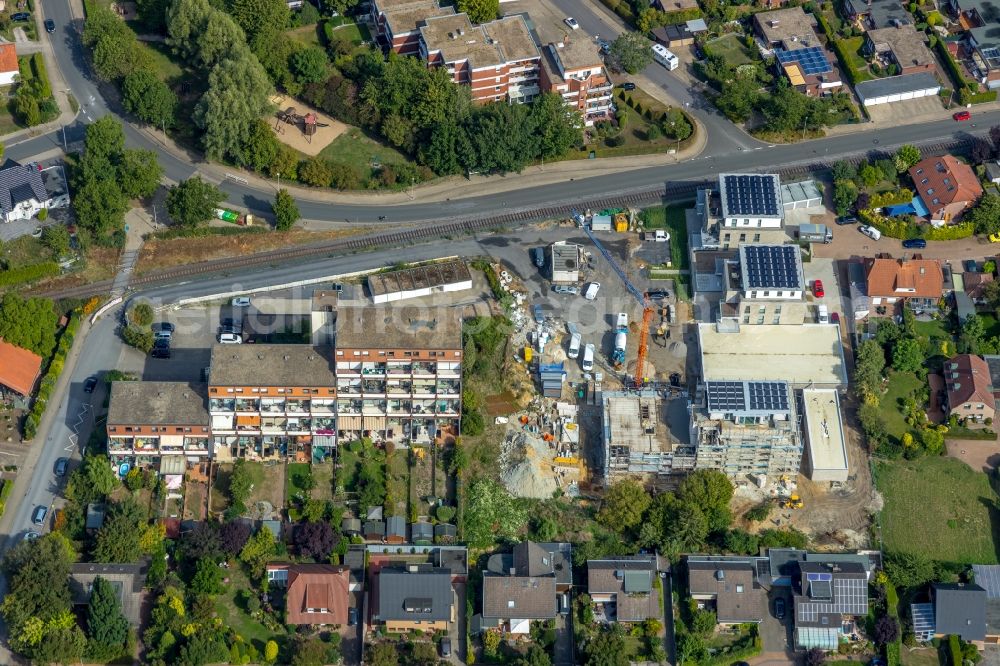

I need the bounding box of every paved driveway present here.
[760,589,794,657]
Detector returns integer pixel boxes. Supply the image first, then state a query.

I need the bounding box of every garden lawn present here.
[318,127,415,180]
[704,34,754,66]
[980,313,1000,340]
[286,462,312,501]
[840,36,868,70]
[880,370,923,443]
[310,463,334,500]
[214,567,284,650]
[140,41,184,83]
[641,203,690,271]
[876,456,1000,564]
[336,445,362,495]
[386,449,409,517]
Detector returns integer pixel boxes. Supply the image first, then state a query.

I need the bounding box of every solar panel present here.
[723,174,780,217]
[706,381,747,411]
[775,47,832,75]
[747,382,789,412]
[742,245,800,289]
[807,572,833,582]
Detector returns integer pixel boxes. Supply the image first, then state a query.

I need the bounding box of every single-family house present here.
[844,0,911,28]
[481,541,571,634]
[971,564,1000,641]
[909,155,984,225]
[863,25,937,75]
[0,163,70,223]
[687,557,768,624]
[932,583,988,642]
[374,565,455,632]
[965,271,995,304]
[587,555,663,623]
[944,354,995,423]
[864,255,944,312]
[0,338,42,400]
[69,562,148,626]
[267,564,352,626]
[0,44,18,87]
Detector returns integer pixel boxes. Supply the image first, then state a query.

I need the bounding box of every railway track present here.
[37,137,977,302]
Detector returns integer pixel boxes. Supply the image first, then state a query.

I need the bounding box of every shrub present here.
[0,261,60,287]
[122,325,154,352]
[37,208,48,221]
[925,222,974,240]
[30,53,51,99]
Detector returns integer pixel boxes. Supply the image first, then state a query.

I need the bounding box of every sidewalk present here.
[824,96,1000,138]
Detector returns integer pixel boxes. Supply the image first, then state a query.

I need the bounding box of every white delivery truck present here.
[582,343,595,372]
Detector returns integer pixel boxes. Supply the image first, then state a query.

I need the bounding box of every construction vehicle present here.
[611,313,628,366]
[580,213,653,389]
[781,494,804,510]
[214,208,258,226]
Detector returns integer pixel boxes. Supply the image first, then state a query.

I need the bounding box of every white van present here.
[568,332,582,359]
[584,282,601,300]
[582,343,595,371]
[817,304,829,324]
[652,43,679,70]
[860,225,881,241]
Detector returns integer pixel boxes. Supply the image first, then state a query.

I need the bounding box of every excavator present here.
[781,494,804,510]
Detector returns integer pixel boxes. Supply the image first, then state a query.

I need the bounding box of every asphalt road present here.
[8,0,1000,227]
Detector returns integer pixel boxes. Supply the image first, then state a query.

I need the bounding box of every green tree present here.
[645,492,708,556]
[83,116,127,167]
[368,642,400,666]
[1,534,74,654]
[241,120,281,173]
[239,527,277,579]
[190,557,225,595]
[420,120,474,175]
[858,163,880,188]
[833,179,859,216]
[299,157,333,187]
[166,176,225,228]
[122,69,177,129]
[883,551,936,588]
[969,193,1000,235]
[456,0,498,23]
[464,478,528,548]
[193,51,272,163]
[129,302,154,327]
[72,175,128,237]
[894,144,921,173]
[118,149,163,200]
[854,339,886,401]
[66,455,119,504]
[962,313,986,354]
[40,224,70,256]
[14,89,40,126]
[86,576,129,648]
[165,0,213,61]
[530,92,581,161]
[94,498,146,563]
[272,189,299,231]
[921,427,945,455]
[290,46,328,85]
[0,293,58,357]
[264,640,279,664]
[585,624,629,666]
[677,470,733,534]
[228,0,289,40]
[714,76,759,123]
[596,480,651,533]
[892,338,924,373]
[122,325,154,353]
[607,32,654,74]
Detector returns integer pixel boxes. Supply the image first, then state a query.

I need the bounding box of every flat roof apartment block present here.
[539,40,614,126]
[602,390,695,482]
[801,388,848,482]
[371,0,454,55]
[717,173,784,230]
[691,380,803,477]
[107,381,210,464]
[367,260,472,304]
[739,244,805,296]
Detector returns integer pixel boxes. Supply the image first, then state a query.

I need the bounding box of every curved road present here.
[14,0,1000,227]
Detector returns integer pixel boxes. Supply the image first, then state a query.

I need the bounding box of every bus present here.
[652,43,679,70]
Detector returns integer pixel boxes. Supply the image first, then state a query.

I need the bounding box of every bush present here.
[925,222,974,240]
[0,261,60,287]
[958,88,999,105]
[30,53,51,99]
[949,634,962,666]
[128,302,154,327]
[868,189,915,208]
[122,325,154,352]
[37,208,48,221]
[936,40,970,91]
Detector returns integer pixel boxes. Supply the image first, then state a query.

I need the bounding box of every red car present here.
[813,280,825,298]
[954,110,972,121]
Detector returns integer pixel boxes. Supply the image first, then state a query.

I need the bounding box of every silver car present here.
[553,285,578,295]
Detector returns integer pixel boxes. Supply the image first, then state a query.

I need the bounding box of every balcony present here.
[337,381,362,395]
[387,381,412,395]
[362,380,386,394]
[311,400,335,414]
[235,399,260,412]
[285,400,309,414]
[209,399,235,412]
[337,400,362,414]
[108,438,132,453]
[360,363,386,376]
[362,400,387,415]
[185,438,210,453]
[413,400,436,415]
[262,418,288,432]
[312,417,335,432]
[389,400,412,413]
[386,362,412,375]
[134,438,158,453]
[337,362,361,375]
[437,400,460,415]
[260,401,285,414]
[287,419,312,433]
[412,362,436,376]
[436,380,460,395]
[412,381,436,396]
[437,362,461,377]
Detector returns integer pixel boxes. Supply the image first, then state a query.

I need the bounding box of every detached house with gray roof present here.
[481,541,572,635]
[587,555,664,623]
[0,162,69,223]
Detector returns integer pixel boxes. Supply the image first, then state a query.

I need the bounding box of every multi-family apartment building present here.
[420,13,540,104]
[690,379,803,477]
[720,244,807,325]
[602,390,696,484]
[107,382,211,468]
[540,39,614,126]
[108,304,463,469]
[946,0,1000,89]
[371,0,454,56]
[333,306,462,449]
[698,173,788,249]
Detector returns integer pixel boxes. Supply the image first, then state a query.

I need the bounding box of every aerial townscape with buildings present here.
[4,0,1000,663]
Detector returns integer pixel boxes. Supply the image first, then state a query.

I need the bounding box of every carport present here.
[855,72,941,107]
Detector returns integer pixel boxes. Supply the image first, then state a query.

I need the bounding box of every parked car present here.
[11,12,30,20]
[32,505,48,525]
[440,638,452,657]
[156,322,175,333]
[533,304,545,325]
[620,82,636,91]
[902,238,927,249]
[347,607,358,626]
[774,597,786,620]
[584,282,601,300]
[553,285,578,295]
[599,40,610,55]
[153,338,170,350]
[155,329,172,340]
[151,347,172,359]
[219,332,242,344]
[231,296,251,307]
[531,247,545,268]
[23,531,39,541]
[83,376,98,393]
[860,225,881,241]
[44,18,54,32]
[965,259,980,273]
[564,16,579,29]
[647,289,669,300]
[954,110,972,121]
[830,312,840,325]
[55,458,68,476]
[835,216,858,225]
[990,233,1000,243]
[813,280,825,298]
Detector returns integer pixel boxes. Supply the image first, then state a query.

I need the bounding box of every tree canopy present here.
[464,478,527,548]
[607,32,653,75]
[86,576,129,649]
[456,0,498,23]
[166,176,226,228]
[596,480,651,534]
[272,189,300,231]
[0,293,57,357]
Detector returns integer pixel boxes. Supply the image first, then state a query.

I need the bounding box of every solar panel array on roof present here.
[743,245,799,289]
[775,47,832,75]
[747,381,789,412]
[706,381,746,412]
[723,174,780,217]
[807,572,833,582]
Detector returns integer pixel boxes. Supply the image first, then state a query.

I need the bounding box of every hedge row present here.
[23,312,81,441]
[958,88,998,105]
[660,7,702,25]
[829,39,873,85]
[0,261,60,287]
[0,479,12,519]
[858,208,976,240]
[932,38,994,104]
[703,631,762,666]
[30,53,51,99]
[948,635,962,666]
[935,39,968,91]
[925,222,974,240]
[869,188,914,208]
[598,0,636,25]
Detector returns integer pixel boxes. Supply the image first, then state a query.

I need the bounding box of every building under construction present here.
[689,380,803,477]
[602,391,695,484]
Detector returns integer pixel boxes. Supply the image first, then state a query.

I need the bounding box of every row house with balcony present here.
[540,40,614,126]
[106,382,211,471]
[334,306,462,448]
[207,344,339,464]
[420,13,540,104]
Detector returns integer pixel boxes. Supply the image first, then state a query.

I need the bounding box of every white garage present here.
[855,72,941,107]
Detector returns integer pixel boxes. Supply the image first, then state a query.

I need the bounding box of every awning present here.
[236,415,261,426]
[313,435,336,447]
[339,416,362,429]
[364,416,387,430]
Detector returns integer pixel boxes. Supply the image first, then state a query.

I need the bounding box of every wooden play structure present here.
[274,107,330,144]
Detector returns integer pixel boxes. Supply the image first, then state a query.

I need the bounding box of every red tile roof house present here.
[265,564,351,625]
[0,338,42,400]
[908,155,984,226]
[0,44,18,87]
[965,271,995,305]
[864,256,944,314]
[944,354,996,424]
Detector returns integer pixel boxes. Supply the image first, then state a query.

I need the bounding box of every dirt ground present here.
[183,481,207,521]
[26,246,120,295]
[137,228,367,274]
[946,439,1000,473]
[267,95,348,157]
[111,1,137,21]
[310,463,335,501]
